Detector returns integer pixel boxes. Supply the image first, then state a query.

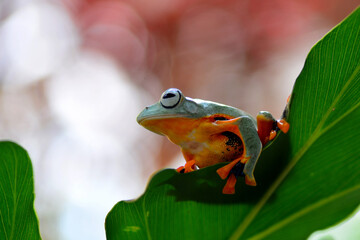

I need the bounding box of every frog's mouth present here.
[137,115,201,138]
[136,102,189,125]
[137,114,186,125]
[136,101,194,136]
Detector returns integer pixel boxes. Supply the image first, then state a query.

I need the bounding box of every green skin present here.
[137,88,276,185]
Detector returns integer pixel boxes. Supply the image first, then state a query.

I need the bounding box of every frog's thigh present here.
[257,111,276,146]
[257,111,275,121]
[234,117,262,184]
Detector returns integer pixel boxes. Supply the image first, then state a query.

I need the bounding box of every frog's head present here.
[137,88,205,136]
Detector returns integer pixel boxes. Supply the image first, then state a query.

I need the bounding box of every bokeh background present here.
[0,0,359,239]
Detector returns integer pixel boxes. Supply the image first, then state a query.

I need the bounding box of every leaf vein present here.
[0,208,9,240]
[316,64,360,133]
[142,194,152,240]
[9,144,19,240]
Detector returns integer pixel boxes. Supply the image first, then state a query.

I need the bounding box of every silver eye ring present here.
[160,88,182,108]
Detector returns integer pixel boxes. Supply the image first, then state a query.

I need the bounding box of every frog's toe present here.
[245,175,257,186]
[222,174,237,194]
[220,162,247,194]
[176,166,185,173]
[216,158,242,179]
[184,160,196,173]
[269,130,277,141]
[277,119,290,133]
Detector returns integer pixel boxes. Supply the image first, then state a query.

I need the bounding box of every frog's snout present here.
[136,109,145,124]
[137,105,153,125]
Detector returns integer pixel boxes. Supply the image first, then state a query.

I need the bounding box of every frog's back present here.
[191,98,257,125]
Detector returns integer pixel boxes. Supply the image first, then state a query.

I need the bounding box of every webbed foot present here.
[216,157,246,180]
[222,174,237,194]
[218,160,253,194]
[176,160,196,173]
[176,166,185,173]
[277,119,290,133]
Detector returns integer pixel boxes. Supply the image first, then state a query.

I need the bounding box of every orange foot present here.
[185,160,196,173]
[216,156,249,180]
[277,119,290,133]
[217,158,241,180]
[176,160,196,173]
[222,174,237,194]
[269,130,277,141]
[245,175,257,186]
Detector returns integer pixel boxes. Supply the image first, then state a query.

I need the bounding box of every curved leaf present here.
[0,142,41,240]
[106,7,360,240]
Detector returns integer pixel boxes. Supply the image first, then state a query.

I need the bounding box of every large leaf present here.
[0,142,41,240]
[106,7,360,240]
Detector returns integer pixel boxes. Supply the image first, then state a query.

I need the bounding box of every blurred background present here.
[0,0,359,239]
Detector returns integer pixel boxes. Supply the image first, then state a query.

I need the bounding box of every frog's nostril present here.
[145,106,149,110]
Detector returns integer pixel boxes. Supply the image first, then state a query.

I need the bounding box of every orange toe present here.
[222,174,237,194]
[269,130,277,140]
[184,160,196,173]
[245,175,257,186]
[176,166,185,173]
[217,158,241,180]
[277,119,290,133]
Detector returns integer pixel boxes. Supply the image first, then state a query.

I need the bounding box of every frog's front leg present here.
[176,151,197,173]
[216,116,262,194]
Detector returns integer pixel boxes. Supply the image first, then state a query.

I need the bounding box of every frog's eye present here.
[160,88,182,108]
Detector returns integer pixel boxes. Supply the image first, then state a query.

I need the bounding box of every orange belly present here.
[141,115,245,168]
[181,131,244,168]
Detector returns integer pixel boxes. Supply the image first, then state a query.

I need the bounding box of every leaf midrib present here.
[229,44,360,239]
[247,184,360,240]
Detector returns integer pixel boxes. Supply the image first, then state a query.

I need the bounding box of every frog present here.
[137,88,289,194]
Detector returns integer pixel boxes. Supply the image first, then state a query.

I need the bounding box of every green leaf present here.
[0,142,41,240]
[105,7,360,240]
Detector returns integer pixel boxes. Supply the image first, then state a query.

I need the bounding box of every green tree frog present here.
[137,88,289,194]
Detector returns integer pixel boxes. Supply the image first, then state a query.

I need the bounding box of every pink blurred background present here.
[0,0,358,239]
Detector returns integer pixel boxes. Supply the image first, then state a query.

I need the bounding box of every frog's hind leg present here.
[257,111,276,146]
[216,116,262,194]
[257,111,289,146]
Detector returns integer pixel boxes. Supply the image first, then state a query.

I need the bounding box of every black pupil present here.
[163,93,176,99]
[214,117,228,120]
